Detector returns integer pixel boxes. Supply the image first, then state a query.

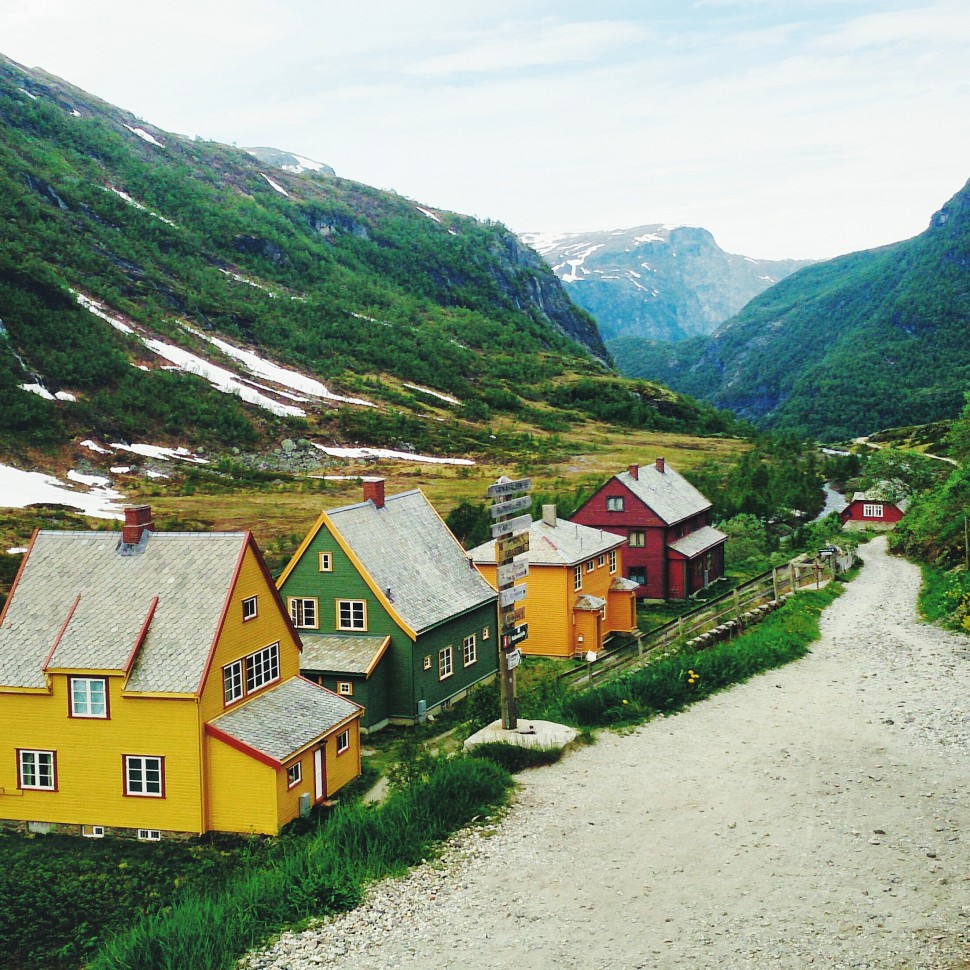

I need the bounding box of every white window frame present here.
[318,551,333,572]
[597,554,606,568]
[573,565,582,591]
[629,530,646,547]
[438,645,454,680]
[70,677,108,718]
[286,762,302,788]
[288,597,318,629]
[246,643,280,694]
[82,825,105,838]
[862,503,884,518]
[137,829,161,842]
[423,655,432,670]
[336,729,350,755]
[609,549,617,574]
[337,681,353,696]
[18,749,56,790]
[223,659,244,705]
[242,595,258,622]
[124,755,164,798]
[482,625,490,641]
[337,599,367,631]
[462,634,477,666]
[606,496,624,512]
[586,559,595,573]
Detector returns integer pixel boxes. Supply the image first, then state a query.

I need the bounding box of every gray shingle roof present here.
[299,633,390,676]
[208,676,360,763]
[618,464,712,524]
[467,515,625,567]
[326,490,497,634]
[850,488,908,512]
[0,531,247,692]
[667,525,728,558]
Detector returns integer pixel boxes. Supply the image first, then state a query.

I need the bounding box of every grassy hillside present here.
[613,178,970,440]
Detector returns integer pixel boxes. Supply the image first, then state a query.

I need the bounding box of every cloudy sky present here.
[5,0,969,259]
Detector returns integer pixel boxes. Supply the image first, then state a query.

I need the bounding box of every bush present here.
[467,742,565,773]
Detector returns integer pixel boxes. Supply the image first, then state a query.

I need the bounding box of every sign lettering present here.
[500,607,526,627]
[496,560,529,586]
[499,584,527,608]
[491,513,533,539]
[486,477,533,498]
[506,649,522,670]
[496,533,530,562]
[490,495,532,519]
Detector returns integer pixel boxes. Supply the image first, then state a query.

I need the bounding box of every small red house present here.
[570,458,727,600]
[839,489,907,531]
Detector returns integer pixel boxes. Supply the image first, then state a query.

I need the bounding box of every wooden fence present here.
[557,552,849,690]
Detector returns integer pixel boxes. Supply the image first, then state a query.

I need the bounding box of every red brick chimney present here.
[122,505,154,545]
[628,464,639,480]
[656,457,665,474]
[363,478,386,509]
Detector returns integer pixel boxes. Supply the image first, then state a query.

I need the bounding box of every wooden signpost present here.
[488,475,531,729]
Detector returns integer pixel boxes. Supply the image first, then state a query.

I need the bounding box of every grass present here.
[88,756,512,970]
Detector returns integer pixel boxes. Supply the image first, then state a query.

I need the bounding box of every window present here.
[629,531,645,547]
[573,565,582,591]
[18,750,55,790]
[423,655,432,671]
[242,596,258,621]
[70,677,108,718]
[629,568,647,586]
[609,550,617,574]
[137,829,161,842]
[606,496,624,512]
[337,599,367,631]
[246,643,280,693]
[438,645,454,680]
[482,625,490,641]
[597,555,606,568]
[223,660,244,705]
[337,681,353,696]
[286,762,302,788]
[82,825,105,838]
[318,551,333,572]
[863,503,884,518]
[336,730,350,755]
[124,755,164,797]
[289,597,318,629]
[463,634,477,666]
[586,559,595,573]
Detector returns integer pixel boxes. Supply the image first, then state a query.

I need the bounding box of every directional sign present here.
[505,648,522,670]
[490,495,532,519]
[508,623,528,645]
[500,607,526,627]
[496,533,530,562]
[491,513,532,539]
[497,559,529,586]
[487,477,532,499]
[499,584,527,608]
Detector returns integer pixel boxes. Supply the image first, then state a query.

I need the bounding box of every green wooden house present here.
[277,480,499,731]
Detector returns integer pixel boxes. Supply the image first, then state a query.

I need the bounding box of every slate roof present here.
[208,677,360,764]
[617,464,712,524]
[610,576,641,593]
[574,594,607,611]
[0,530,247,692]
[467,515,625,567]
[326,490,496,634]
[299,633,390,676]
[667,525,728,559]
[849,488,908,512]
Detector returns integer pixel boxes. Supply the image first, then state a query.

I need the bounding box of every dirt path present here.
[246,537,970,969]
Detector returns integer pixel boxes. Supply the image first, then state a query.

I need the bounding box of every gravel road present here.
[244,536,970,969]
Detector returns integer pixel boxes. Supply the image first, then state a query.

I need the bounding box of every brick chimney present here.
[628,464,639,480]
[656,457,665,474]
[363,478,386,509]
[122,505,154,545]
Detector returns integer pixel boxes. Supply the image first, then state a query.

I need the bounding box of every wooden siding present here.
[206,735,279,835]
[0,678,203,833]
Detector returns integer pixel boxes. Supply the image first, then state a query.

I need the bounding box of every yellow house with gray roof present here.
[0,506,362,839]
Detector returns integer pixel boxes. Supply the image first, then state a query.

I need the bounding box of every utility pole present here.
[487,476,531,730]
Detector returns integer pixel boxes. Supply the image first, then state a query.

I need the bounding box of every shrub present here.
[467,742,565,773]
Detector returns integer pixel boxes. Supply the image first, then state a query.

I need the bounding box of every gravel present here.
[242,536,970,970]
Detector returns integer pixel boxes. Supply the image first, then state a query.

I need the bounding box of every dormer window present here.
[70,677,108,719]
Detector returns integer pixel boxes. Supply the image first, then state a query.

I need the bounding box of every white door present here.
[314,747,325,802]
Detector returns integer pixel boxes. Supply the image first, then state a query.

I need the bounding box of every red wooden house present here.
[570,458,727,600]
[839,489,907,531]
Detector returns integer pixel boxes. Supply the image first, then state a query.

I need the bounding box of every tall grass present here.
[90,757,512,970]
[539,583,844,729]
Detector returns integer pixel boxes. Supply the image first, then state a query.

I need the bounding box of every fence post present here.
[637,634,643,658]
[789,562,796,594]
[733,588,741,620]
[677,616,684,643]
[772,567,779,602]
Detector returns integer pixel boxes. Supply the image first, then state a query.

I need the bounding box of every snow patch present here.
[55,391,77,402]
[73,290,135,334]
[146,469,170,479]
[80,439,112,454]
[219,269,277,297]
[109,443,209,464]
[105,186,177,226]
[415,205,442,223]
[110,466,132,473]
[260,174,290,197]
[313,444,474,466]
[68,469,111,488]
[124,124,165,147]
[0,463,125,519]
[21,383,55,400]
[402,382,460,405]
[6,547,28,555]
[18,88,38,100]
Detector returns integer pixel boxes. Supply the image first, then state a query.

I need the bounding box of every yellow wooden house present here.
[468,505,639,659]
[0,506,362,839]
